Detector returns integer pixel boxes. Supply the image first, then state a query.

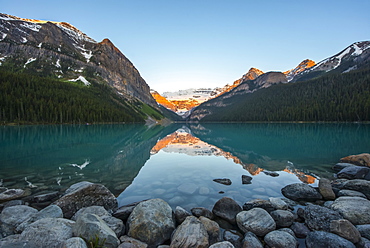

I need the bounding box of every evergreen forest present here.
[198,67,370,122]
[0,70,164,124]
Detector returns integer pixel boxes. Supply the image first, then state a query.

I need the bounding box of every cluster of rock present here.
[1,154,370,248]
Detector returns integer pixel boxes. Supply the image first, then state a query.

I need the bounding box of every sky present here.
[2,0,370,93]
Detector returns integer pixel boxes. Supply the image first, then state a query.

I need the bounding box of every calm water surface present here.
[0,123,369,210]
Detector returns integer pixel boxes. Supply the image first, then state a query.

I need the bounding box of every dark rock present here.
[127,198,175,247]
[209,241,235,248]
[338,189,367,198]
[242,175,252,184]
[297,207,305,219]
[356,224,370,240]
[340,153,370,167]
[0,205,38,236]
[281,183,322,202]
[236,208,276,236]
[0,235,39,248]
[113,201,141,222]
[342,179,370,198]
[2,200,24,208]
[304,204,342,231]
[264,230,297,248]
[318,178,336,200]
[305,231,356,248]
[191,207,213,219]
[174,206,191,225]
[242,231,263,248]
[62,237,88,248]
[270,210,294,228]
[331,179,349,189]
[32,191,59,203]
[199,216,220,245]
[21,218,75,248]
[73,214,119,248]
[359,238,370,248]
[170,216,209,248]
[330,219,361,244]
[263,171,279,177]
[337,166,370,180]
[53,182,117,219]
[331,196,370,225]
[333,163,356,171]
[213,178,232,185]
[290,222,310,238]
[242,199,275,213]
[212,197,242,224]
[118,235,148,248]
[223,230,243,248]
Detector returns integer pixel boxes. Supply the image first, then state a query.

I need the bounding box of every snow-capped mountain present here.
[0,13,157,107]
[284,59,316,82]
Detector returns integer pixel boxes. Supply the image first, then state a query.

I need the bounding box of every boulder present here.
[191,207,213,219]
[53,182,117,219]
[318,178,336,200]
[331,196,370,225]
[0,205,38,236]
[242,175,252,184]
[127,199,175,247]
[337,189,367,198]
[305,231,356,248]
[333,163,356,171]
[118,235,148,248]
[32,191,60,203]
[242,199,275,213]
[16,204,63,233]
[209,241,235,248]
[342,179,370,198]
[213,178,232,185]
[223,230,243,248]
[0,234,39,248]
[113,201,141,222]
[199,216,220,245]
[62,237,88,248]
[21,218,75,248]
[174,206,191,225]
[73,214,119,248]
[270,210,294,228]
[269,197,288,210]
[0,189,26,202]
[242,231,263,248]
[337,166,370,180]
[236,208,276,236]
[340,153,370,167]
[330,219,361,244]
[264,230,297,248]
[304,204,342,231]
[170,216,209,248]
[290,222,310,238]
[356,224,370,240]
[281,183,322,202]
[72,206,124,237]
[212,197,242,224]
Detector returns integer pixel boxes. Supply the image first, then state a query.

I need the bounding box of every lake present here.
[0,123,369,210]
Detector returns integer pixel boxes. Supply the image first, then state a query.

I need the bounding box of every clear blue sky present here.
[2,0,370,93]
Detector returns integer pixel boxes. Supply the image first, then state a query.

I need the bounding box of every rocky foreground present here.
[0,153,370,248]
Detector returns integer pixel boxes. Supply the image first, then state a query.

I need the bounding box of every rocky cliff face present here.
[284,59,316,82]
[0,13,157,108]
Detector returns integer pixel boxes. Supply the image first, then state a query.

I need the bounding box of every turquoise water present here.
[0,123,369,210]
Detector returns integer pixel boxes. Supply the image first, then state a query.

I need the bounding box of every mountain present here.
[292,41,370,82]
[187,41,370,122]
[152,68,264,116]
[0,13,165,123]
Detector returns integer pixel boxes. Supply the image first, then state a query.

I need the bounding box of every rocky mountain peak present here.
[284,59,316,82]
[242,67,264,81]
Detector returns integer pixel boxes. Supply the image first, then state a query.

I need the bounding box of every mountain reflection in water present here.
[117,126,319,209]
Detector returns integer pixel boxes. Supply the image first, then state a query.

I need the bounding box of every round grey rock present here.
[304,204,342,231]
[306,231,356,248]
[269,197,288,210]
[62,237,88,248]
[242,231,263,248]
[331,196,370,225]
[174,206,191,225]
[236,208,276,236]
[199,216,220,245]
[338,189,367,198]
[330,219,361,244]
[342,179,370,198]
[127,198,175,247]
[0,205,38,236]
[212,197,242,224]
[290,222,310,238]
[356,224,370,240]
[170,216,209,248]
[270,210,294,228]
[209,241,235,248]
[264,230,297,248]
[281,183,322,202]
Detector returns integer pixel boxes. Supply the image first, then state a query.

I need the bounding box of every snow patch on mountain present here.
[69,76,91,86]
[20,22,42,32]
[24,57,36,68]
